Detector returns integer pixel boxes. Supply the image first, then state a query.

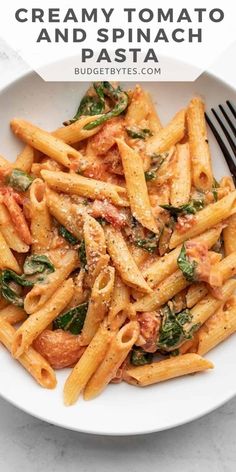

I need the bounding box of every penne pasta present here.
[0,318,56,388]
[222,177,236,255]
[0,230,21,273]
[105,226,152,294]
[0,305,27,325]
[170,142,191,206]
[108,275,130,330]
[186,283,208,308]
[81,267,115,345]
[83,214,107,287]
[187,97,213,191]
[0,203,29,253]
[13,145,34,173]
[30,179,52,253]
[11,119,84,169]
[143,225,223,288]
[24,250,78,314]
[190,278,236,327]
[124,353,213,387]
[116,139,159,233]
[45,188,83,239]
[209,251,236,287]
[41,170,129,207]
[169,191,236,249]
[53,114,103,144]
[133,269,190,312]
[64,320,114,405]
[197,297,236,355]
[84,321,140,400]
[12,278,74,358]
[0,154,12,177]
[125,85,152,127]
[146,109,186,155]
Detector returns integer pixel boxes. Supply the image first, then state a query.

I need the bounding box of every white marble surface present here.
[0,38,236,472]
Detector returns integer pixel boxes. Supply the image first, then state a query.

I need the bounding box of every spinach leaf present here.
[144,170,157,182]
[59,225,79,245]
[8,169,33,192]
[130,347,153,366]
[157,305,199,351]
[134,236,158,254]
[64,82,128,129]
[144,153,167,182]
[83,82,129,130]
[177,244,197,282]
[53,302,88,335]
[212,178,220,202]
[78,239,87,269]
[0,270,34,307]
[160,199,204,220]
[64,83,105,125]
[126,127,153,140]
[23,255,55,276]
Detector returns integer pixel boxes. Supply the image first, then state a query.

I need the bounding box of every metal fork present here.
[205,101,236,185]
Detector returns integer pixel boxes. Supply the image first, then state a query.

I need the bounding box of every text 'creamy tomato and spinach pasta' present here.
[0,81,235,404]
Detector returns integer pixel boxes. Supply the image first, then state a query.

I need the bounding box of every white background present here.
[0,38,236,471]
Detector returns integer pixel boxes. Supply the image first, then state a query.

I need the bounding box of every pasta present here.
[105,226,152,294]
[187,97,213,190]
[12,278,74,358]
[84,321,140,399]
[0,80,235,406]
[64,321,114,406]
[170,143,191,206]
[11,119,84,169]
[81,266,115,344]
[169,191,236,249]
[125,353,213,387]
[41,170,129,207]
[197,297,236,355]
[117,139,159,233]
[0,318,56,388]
[146,109,186,155]
[0,202,29,253]
[24,250,78,314]
[30,179,52,253]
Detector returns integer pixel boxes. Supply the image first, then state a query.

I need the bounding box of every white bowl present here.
[0,71,235,436]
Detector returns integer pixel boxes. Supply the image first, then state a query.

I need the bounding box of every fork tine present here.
[227,100,236,119]
[212,108,236,156]
[205,112,236,185]
[219,104,236,138]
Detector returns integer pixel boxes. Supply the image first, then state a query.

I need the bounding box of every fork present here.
[205,101,236,185]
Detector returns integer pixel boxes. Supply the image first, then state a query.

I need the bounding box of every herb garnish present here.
[8,169,33,192]
[177,244,197,282]
[130,347,154,366]
[64,82,129,129]
[212,178,220,202]
[144,152,167,181]
[160,199,204,220]
[126,127,153,140]
[157,305,199,351]
[23,255,55,283]
[78,239,87,268]
[53,302,88,335]
[135,236,158,253]
[59,225,79,245]
[0,270,34,307]
[64,83,105,126]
